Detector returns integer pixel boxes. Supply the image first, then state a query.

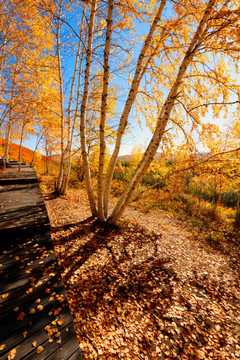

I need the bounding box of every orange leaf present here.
[36,346,44,353]
[32,341,37,347]
[22,331,27,338]
[29,308,36,314]
[37,305,43,311]
[0,344,6,350]
[17,312,25,321]
[2,293,9,299]
[13,307,19,312]
[7,348,16,359]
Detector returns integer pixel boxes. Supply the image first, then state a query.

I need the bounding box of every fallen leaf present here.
[58,319,64,326]
[36,346,44,353]
[37,305,43,311]
[32,341,37,347]
[35,298,41,303]
[17,312,25,321]
[2,293,9,299]
[0,344,6,350]
[13,307,19,312]
[8,348,16,359]
[22,331,27,338]
[29,308,36,314]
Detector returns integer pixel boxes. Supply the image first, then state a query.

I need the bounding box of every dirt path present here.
[44,184,240,360]
[124,207,238,283]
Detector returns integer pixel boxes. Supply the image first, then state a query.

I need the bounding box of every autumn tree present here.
[77,0,240,223]
[53,0,117,195]
[0,0,58,164]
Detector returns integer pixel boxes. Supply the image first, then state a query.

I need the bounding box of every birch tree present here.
[0,0,58,164]
[78,0,240,223]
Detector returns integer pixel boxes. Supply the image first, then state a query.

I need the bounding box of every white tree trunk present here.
[109,0,216,223]
[97,0,114,221]
[103,0,167,218]
[60,5,86,195]
[80,0,98,217]
[56,0,66,194]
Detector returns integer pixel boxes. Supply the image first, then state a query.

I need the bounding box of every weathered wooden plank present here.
[0,283,66,338]
[22,324,80,360]
[0,306,73,359]
[46,333,82,360]
[67,349,83,360]
[0,166,82,360]
[0,252,57,292]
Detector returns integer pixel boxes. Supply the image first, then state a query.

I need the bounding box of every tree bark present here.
[109,0,216,223]
[55,0,66,194]
[59,3,86,195]
[30,132,45,167]
[97,0,114,221]
[18,121,27,172]
[80,0,98,217]
[103,0,167,218]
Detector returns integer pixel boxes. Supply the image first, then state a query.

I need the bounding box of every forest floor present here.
[41,176,240,360]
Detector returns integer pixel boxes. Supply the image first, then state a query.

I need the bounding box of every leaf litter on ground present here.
[42,177,240,359]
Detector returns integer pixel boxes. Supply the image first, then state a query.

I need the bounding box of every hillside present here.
[0,138,58,174]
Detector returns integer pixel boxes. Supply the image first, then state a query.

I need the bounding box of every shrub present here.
[110,179,126,197]
[234,210,240,228]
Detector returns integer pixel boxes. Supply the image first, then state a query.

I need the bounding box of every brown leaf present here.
[17,311,25,321]
[8,348,16,359]
[36,346,44,353]
[58,319,64,326]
